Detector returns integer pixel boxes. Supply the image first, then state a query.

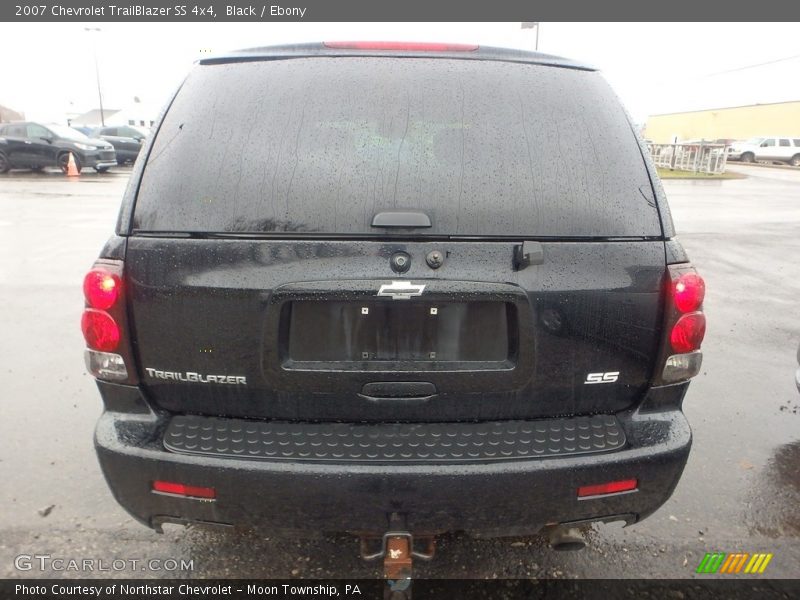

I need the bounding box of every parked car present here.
[70,126,94,136]
[84,43,706,558]
[90,125,148,164]
[728,137,800,166]
[0,121,116,173]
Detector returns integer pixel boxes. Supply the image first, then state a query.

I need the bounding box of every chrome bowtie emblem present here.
[377,281,426,300]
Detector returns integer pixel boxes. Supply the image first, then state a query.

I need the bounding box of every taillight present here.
[81,309,120,352]
[83,269,121,310]
[673,273,705,313]
[81,259,136,383]
[670,313,706,353]
[660,265,706,383]
[323,41,479,52]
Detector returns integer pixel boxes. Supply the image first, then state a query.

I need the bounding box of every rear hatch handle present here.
[372,211,432,228]
[358,381,437,404]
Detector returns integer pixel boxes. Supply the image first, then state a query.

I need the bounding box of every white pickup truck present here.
[728,137,800,166]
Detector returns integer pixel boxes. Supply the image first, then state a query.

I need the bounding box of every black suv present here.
[0,122,116,173]
[90,125,147,165]
[84,43,706,548]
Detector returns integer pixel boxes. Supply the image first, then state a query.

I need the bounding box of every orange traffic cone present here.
[66,152,80,177]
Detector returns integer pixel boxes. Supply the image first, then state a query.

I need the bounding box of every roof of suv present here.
[198,41,596,71]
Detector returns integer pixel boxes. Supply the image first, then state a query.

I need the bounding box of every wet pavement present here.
[0,164,798,579]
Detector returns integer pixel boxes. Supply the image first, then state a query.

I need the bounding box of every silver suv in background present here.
[728,137,800,166]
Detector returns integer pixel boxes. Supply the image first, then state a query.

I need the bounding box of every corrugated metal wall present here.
[644,101,800,143]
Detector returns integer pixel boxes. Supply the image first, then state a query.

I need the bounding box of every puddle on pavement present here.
[745,439,800,537]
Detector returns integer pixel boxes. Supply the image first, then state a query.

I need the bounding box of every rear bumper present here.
[118,150,141,161]
[92,160,117,170]
[94,384,692,537]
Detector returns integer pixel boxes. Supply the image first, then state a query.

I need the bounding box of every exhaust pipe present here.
[547,525,587,551]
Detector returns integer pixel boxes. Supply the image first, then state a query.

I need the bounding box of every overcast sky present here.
[1,22,799,124]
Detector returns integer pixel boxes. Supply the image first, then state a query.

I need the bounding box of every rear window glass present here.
[133,57,660,238]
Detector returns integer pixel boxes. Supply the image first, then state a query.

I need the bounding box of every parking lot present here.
[0,164,798,579]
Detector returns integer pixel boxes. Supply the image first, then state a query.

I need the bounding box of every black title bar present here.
[4,579,800,599]
[3,0,800,22]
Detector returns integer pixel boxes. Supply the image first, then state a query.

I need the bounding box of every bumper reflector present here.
[84,349,128,381]
[578,478,638,498]
[662,350,703,383]
[152,481,216,500]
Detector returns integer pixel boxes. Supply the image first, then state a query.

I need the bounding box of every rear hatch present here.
[125,53,666,422]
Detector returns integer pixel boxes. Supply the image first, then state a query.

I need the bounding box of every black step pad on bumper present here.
[164,414,626,464]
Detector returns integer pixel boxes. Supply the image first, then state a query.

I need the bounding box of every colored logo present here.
[696,552,773,574]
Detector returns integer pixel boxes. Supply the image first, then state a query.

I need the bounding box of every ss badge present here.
[584,371,620,385]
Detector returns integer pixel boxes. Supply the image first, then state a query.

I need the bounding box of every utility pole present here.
[84,27,105,126]
[521,22,540,51]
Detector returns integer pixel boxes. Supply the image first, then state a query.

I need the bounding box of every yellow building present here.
[644,101,800,143]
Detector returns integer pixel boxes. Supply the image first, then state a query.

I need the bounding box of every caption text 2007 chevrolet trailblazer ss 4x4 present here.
[81,42,706,565]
